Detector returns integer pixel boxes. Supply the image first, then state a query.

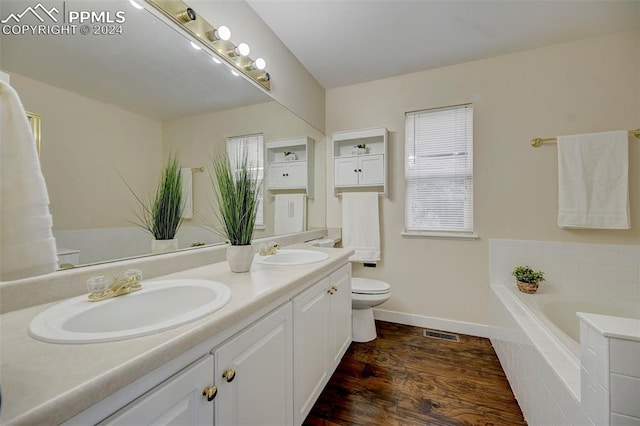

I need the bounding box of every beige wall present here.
[163,101,326,238]
[10,73,163,231]
[187,0,326,132]
[326,30,640,326]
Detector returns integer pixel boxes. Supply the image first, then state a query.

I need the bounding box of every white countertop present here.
[0,245,352,425]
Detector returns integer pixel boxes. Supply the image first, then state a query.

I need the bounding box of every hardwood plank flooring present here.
[304,321,526,426]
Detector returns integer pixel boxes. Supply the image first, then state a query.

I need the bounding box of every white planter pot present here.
[352,147,367,155]
[226,245,254,273]
[151,238,178,254]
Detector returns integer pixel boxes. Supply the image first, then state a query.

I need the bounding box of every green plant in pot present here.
[512,265,545,294]
[124,153,183,254]
[210,149,261,272]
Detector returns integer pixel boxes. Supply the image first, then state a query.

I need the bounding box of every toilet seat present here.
[351,277,391,295]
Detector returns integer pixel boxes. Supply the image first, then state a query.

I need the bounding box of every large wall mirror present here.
[0,0,326,271]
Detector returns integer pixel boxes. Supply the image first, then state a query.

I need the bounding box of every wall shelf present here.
[265,136,314,198]
[332,127,388,197]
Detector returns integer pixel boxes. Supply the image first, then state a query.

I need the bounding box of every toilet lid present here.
[351,277,391,295]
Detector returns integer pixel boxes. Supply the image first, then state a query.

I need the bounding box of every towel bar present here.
[530,129,640,147]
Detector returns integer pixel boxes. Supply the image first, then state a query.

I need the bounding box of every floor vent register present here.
[423,329,460,342]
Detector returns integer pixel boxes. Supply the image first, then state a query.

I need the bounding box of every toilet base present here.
[352,308,377,342]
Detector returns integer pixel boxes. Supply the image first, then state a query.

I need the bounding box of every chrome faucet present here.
[258,242,280,256]
[87,269,143,302]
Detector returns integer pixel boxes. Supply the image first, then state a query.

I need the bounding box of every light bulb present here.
[190,41,202,50]
[129,0,144,9]
[215,26,231,41]
[236,43,250,56]
[254,58,266,70]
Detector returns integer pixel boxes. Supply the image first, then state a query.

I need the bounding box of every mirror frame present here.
[26,111,41,154]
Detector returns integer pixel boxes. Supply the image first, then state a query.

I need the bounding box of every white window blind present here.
[226,134,264,227]
[404,104,473,234]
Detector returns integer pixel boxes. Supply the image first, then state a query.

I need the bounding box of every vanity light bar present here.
[144,0,270,91]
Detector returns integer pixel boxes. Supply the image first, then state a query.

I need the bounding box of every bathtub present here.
[490,284,640,425]
[509,287,640,358]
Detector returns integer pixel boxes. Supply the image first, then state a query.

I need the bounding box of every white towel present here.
[180,168,193,219]
[342,192,380,262]
[274,194,306,235]
[557,130,629,229]
[0,80,58,281]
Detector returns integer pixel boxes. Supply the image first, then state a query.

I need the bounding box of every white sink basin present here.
[253,249,329,266]
[29,279,231,344]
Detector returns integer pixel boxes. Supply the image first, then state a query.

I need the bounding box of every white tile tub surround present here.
[490,286,581,425]
[580,313,640,425]
[490,239,640,301]
[54,225,223,265]
[490,239,640,426]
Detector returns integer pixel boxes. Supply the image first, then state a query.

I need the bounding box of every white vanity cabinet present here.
[328,264,352,369]
[265,136,314,198]
[100,355,215,425]
[333,127,388,197]
[214,303,293,426]
[293,263,352,425]
[67,261,350,426]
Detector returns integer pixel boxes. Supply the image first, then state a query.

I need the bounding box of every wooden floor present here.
[304,321,526,426]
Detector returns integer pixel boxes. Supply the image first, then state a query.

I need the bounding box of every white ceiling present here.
[248,0,640,89]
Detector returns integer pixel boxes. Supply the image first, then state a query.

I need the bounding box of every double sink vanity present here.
[0,240,353,425]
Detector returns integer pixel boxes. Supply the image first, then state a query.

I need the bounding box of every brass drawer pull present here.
[202,385,218,401]
[223,368,236,382]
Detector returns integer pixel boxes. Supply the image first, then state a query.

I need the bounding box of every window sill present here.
[401,231,479,240]
[254,225,266,230]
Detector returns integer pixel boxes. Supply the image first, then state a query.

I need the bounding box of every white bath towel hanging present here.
[557,130,629,229]
[180,168,193,219]
[274,194,306,235]
[342,192,380,262]
[0,80,58,281]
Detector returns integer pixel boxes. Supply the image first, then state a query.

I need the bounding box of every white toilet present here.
[351,277,391,343]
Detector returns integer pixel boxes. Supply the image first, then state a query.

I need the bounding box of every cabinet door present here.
[267,163,288,188]
[285,161,307,188]
[334,157,359,186]
[101,355,214,425]
[358,154,385,185]
[292,277,331,425]
[215,303,293,426]
[329,264,352,371]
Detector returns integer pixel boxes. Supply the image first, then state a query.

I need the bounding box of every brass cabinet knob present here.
[327,285,338,295]
[223,368,236,382]
[202,385,218,402]
[332,285,338,293]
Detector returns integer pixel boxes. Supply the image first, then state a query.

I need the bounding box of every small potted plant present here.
[512,265,545,294]
[352,143,368,155]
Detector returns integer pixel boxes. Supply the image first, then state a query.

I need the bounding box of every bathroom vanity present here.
[0,244,353,425]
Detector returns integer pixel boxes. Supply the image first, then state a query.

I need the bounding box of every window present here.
[226,133,264,227]
[404,104,473,236]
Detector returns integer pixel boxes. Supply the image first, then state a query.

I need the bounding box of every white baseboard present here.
[373,308,489,338]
